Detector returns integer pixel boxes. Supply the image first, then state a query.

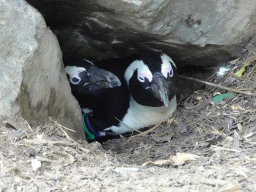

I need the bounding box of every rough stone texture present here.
[98,0,256,45]
[0,0,85,140]
[26,0,256,67]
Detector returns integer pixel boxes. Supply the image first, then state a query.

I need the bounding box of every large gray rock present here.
[0,0,85,140]
[26,0,256,66]
[97,0,255,45]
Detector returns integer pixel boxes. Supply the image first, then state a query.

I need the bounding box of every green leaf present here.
[235,63,247,77]
[212,93,236,103]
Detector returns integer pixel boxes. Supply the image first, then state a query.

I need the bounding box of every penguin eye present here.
[168,69,173,77]
[138,76,145,82]
[70,77,81,85]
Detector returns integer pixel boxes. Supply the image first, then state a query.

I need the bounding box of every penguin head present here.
[65,59,121,96]
[124,53,177,107]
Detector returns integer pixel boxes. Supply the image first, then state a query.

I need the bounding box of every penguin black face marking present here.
[65,59,121,96]
[125,53,177,107]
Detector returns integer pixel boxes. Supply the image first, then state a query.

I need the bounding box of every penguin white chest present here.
[105,96,177,134]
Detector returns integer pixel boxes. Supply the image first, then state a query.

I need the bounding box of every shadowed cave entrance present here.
[24,0,252,151]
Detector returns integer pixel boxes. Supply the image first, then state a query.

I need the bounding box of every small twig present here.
[179,75,256,96]
[25,120,33,133]
[211,145,241,152]
[78,147,90,153]
[115,117,142,133]
[49,117,76,132]
[49,117,75,141]
[211,126,226,136]
[132,121,163,137]
[59,126,74,142]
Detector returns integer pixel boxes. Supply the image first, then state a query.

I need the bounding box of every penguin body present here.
[87,53,178,136]
[105,96,177,134]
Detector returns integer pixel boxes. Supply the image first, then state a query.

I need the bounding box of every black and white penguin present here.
[84,53,178,140]
[65,58,121,96]
[64,58,121,111]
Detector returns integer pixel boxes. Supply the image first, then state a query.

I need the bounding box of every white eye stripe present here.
[138,70,152,83]
[161,54,176,68]
[124,60,153,85]
[162,64,173,78]
[169,60,176,68]
[160,54,176,78]
[65,66,86,76]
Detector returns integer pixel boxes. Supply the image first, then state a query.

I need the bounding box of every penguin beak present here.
[150,73,170,107]
[90,67,121,89]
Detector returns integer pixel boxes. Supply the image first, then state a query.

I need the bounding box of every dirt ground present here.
[1,50,256,191]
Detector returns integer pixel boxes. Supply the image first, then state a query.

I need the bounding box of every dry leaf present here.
[171,153,200,166]
[230,105,244,111]
[230,105,239,110]
[221,184,240,192]
[195,96,203,101]
[167,117,175,125]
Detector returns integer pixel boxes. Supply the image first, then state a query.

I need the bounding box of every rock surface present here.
[26,0,256,67]
[0,0,85,140]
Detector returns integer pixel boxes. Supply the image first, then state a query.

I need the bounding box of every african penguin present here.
[86,53,177,138]
[64,58,121,111]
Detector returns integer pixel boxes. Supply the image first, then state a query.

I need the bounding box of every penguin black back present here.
[87,56,135,129]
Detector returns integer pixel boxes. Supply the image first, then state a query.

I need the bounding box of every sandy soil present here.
[1,50,256,192]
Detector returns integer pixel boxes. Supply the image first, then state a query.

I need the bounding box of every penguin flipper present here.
[85,114,120,142]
